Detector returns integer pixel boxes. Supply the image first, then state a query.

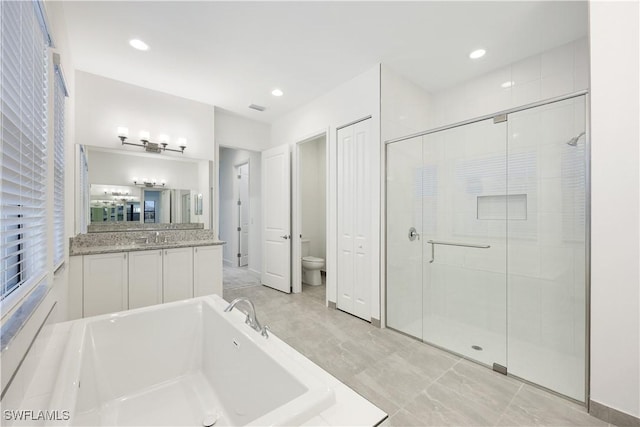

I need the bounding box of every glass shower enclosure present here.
[386,95,587,401]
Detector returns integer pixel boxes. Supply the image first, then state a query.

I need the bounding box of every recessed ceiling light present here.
[501,81,514,88]
[469,49,486,59]
[129,39,149,51]
[271,89,284,97]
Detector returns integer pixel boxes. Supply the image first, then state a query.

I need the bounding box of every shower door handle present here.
[408,227,420,241]
[427,240,490,263]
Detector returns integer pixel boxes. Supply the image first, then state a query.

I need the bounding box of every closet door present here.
[337,119,371,320]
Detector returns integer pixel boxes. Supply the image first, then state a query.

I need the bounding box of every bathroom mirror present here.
[80,145,211,228]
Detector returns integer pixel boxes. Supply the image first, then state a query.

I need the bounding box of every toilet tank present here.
[301,239,310,257]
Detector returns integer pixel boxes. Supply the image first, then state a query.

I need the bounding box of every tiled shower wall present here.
[430,37,589,128]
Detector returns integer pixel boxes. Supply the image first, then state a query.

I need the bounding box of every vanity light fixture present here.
[117,128,187,154]
[469,49,486,59]
[133,177,166,188]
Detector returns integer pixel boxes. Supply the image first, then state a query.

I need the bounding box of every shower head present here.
[567,131,586,146]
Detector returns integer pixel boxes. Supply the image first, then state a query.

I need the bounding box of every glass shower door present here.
[386,136,423,339]
[506,96,587,401]
[422,118,508,368]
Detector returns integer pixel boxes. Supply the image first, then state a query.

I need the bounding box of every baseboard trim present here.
[328,301,336,310]
[371,318,381,328]
[590,400,640,426]
[223,259,234,267]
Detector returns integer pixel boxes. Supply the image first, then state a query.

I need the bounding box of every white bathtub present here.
[48,295,336,426]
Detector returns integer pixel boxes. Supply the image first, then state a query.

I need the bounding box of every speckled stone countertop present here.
[69,229,225,256]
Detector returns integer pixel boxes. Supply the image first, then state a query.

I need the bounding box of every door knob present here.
[408,227,419,241]
[280,234,290,239]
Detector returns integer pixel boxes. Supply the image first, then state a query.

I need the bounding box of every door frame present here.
[234,160,250,267]
[292,129,329,294]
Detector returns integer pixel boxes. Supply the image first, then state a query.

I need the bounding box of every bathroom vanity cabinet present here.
[128,250,163,309]
[162,247,194,303]
[83,252,129,317]
[193,245,223,298]
[72,244,223,318]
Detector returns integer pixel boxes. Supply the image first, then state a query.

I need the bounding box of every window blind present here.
[53,60,67,268]
[1,1,49,305]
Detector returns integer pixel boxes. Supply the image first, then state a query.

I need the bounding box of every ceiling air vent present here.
[249,104,266,112]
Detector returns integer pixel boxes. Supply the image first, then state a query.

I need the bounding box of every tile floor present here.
[222,278,609,427]
[222,264,261,290]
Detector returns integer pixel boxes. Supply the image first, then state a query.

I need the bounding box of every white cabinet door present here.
[193,245,223,297]
[83,252,128,317]
[128,250,163,309]
[337,119,372,321]
[163,247,193,302]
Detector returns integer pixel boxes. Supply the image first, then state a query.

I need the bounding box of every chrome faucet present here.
[154,231,160,243]
[224,297,270,338]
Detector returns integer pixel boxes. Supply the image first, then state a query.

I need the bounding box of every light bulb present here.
[117,127,129,137]
[469,49,486,59]
[139,130,150,140]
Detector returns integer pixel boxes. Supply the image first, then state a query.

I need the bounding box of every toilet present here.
[301,239,325,286]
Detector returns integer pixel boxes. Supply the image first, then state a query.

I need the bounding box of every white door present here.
[261,144,291,293]
[337,119,371,320]
[238,163,250,267]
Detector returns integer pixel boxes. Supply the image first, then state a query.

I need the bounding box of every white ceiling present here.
[62,1,588,124]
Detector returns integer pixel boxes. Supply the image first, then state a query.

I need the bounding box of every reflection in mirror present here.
[90,184,140,223]
[82,145,211,228]
[90,184,195,224]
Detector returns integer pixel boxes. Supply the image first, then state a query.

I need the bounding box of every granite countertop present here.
[69,239,226,256]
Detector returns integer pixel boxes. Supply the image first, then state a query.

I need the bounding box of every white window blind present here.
[53,59,67,268]
[1,1,49,305]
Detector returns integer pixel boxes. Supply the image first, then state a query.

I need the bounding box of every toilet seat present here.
[302,256,324,263]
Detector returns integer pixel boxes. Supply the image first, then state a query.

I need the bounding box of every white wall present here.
[218,147,262,274]
[381,65,433,142]
[589,1,640,419]
[431,37,589,128]
[272,65,381,320]
[300,136,326,260]
[215,108,271,152]
[74,71,215,228]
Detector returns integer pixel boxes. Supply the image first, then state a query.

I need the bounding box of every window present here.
[53,56,68,268]
[1,1,49,306]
